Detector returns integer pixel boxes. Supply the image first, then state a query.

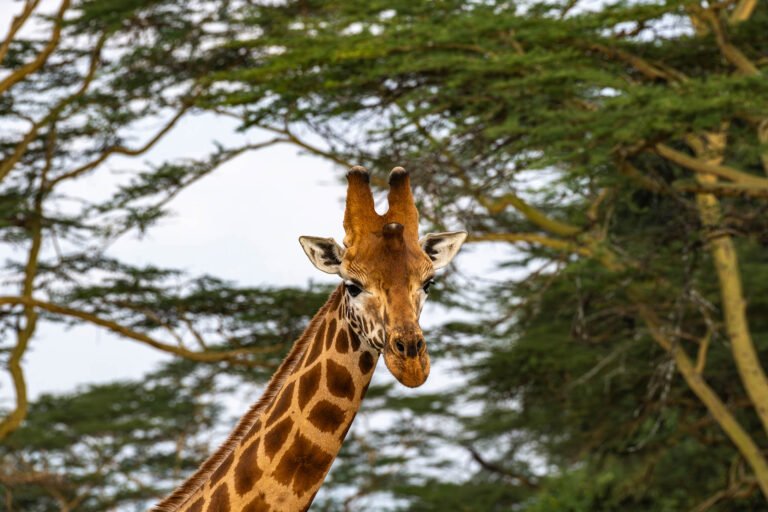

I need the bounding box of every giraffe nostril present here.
[395,341,406,355]
[416,340,424,352]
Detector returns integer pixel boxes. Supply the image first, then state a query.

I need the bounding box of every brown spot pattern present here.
[264,417,294,459]
[243,493,271,512]
[305,320,325,366]
[298,363,321,410]
[235,438,263,496]
[326,359,355,400]
[209,452,233,487]
[206,484,230,512]
[324,318,337,349]
[273,432,334,498]
[267,381,294,424]
[358,351,374,375]
[335,328,349,353]
[188,498,205,512]
[308,400,346,433]
[349,329,361,351]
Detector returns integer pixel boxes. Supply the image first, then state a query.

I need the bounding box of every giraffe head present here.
[299,166,466,388]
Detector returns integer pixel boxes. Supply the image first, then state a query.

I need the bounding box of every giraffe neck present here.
[154,286,379,512]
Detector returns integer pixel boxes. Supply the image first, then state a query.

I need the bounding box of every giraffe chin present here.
[383,348,431,388]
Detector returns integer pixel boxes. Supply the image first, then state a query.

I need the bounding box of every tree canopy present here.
[2,0,768,510]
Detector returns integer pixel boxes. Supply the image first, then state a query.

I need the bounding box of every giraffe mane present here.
[151,286,343,511]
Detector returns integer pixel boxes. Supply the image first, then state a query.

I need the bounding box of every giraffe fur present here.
[153,166,466,511]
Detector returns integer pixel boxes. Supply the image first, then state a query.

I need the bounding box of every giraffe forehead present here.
[342,238,432,285]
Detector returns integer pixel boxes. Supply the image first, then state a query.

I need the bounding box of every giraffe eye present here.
[422,279,435,294]
[345,282,363,297]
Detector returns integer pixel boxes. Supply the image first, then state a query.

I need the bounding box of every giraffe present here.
[153,166,467,512]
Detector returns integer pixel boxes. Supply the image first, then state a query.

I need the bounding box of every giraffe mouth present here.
[382,337,430,388]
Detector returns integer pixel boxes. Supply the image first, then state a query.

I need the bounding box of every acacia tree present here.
[0,1,334,507]
[200,0,768,509]
[0,0,274,438]
[4,0,768,510]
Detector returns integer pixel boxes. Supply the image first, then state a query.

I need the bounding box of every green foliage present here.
[201,0,768,509]
[3,0,768,510]
[0,361,218,510]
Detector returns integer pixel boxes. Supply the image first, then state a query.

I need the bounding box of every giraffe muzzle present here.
[383,333,430,388]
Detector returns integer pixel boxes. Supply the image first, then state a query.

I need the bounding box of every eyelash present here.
[345,282,363,297]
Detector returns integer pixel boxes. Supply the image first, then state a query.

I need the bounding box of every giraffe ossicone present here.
[154,166,467,512]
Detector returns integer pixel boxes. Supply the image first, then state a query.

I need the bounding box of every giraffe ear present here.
[419,231,468,270]
[299,236,345,274]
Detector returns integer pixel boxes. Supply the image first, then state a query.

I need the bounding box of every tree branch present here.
[48,101,194,187]
[93,137,288,247]
[468,232,593,258]
[0,159,47,441]
[465,445,538,489]
[704,9,760,76]
[0,296,276,368]
[730,0,757,24]
[637,304,768,499]
[588,43,687,83]
[258,123,355,168]
[687,132,768,439]
[654,143,768,186]
[672,179,768,198]
[617,159,667,193]
[690,477,756,512]
[0,469,65,487]
[758,119,768,176]
[484,192,583,237]
[695,330,711,375]
[0,33,105,185]
[0,0,71,95]
[0,0,41,66]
